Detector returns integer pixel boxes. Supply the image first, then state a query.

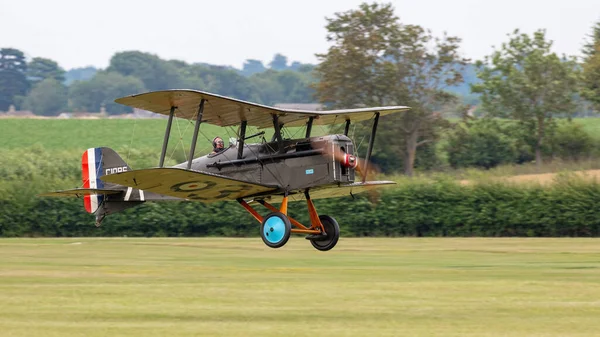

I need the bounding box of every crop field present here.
[0,119,328,151]
[0,118,328,168]
[0,119,230,152]
[1,238,599,337]
[2,117,599,151]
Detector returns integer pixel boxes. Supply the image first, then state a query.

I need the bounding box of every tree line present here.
[1,2,600,177]
[314,3,599,175]
[0,51,317,116]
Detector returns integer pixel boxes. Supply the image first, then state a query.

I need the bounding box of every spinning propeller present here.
[311,139,381,182]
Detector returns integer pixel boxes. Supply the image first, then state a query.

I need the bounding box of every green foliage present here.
[26,57,65,84]
[187,64,261,102]
[445,118,517,169]
[472,29,580,165]
[348,118,442,174]
[241,59,267,76]
[250,70,315,105]
[581,20,600,110]
[581,44,600,111]
[314,2,467,176]
[1,118,600,238]
[582,20,600,61]
[107,51,181,91]
[68,72,146,113]
[64,66,97,85]
[2,153,600,238]
[22,78,68,116]
[546,121,596,160]
[444,118,595,168]
[268,53,288,71]
[0,48,29,110]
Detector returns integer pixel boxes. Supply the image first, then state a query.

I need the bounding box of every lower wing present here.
[254,181,396,203]
[100,167,278,202]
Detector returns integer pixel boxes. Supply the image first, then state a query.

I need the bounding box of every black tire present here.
[310,215,340,251]
[260,212,292,248]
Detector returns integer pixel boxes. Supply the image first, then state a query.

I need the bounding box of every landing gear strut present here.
[237,190,341,251]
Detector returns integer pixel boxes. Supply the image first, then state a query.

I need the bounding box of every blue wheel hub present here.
[263,216,286,244]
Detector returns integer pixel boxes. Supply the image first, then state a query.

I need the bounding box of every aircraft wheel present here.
[260,212,292,248]
[310,215,340,251]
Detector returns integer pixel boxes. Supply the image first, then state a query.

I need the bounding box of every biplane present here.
[41,90,410,251]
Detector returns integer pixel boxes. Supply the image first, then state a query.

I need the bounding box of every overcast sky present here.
[2,0,599,70]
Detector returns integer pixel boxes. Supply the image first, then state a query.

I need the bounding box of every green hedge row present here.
[2,176,599,237]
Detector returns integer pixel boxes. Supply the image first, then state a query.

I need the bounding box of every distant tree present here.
[276,71,315,103]
[546,121,595,161]
[288,61,315,72]
[296,63,316,73]
[167,59,189,70]
[242,59,267,76]
[472,29,580,167]
[581,20,600,111]
[64,66,97,85]
[185,64,260,102]
[582,46,600,111]
[163,60,207,90]
[68,72,146,114]
[445,118,517,169]
[250,70,315,105]
[582,20,600,61]
[269,54,288,71]
[23,78,68,116]
[0,48,29,110]
[107,51,181,91]
[26,57,65,85]
[314,2,467,176]
[245,70,282,104]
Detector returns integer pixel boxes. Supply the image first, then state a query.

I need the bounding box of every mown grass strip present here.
[1,238,599,337]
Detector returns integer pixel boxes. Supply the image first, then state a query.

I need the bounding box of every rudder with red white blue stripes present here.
[81,148,105,213]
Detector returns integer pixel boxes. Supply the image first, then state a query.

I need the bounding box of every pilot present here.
[211,137,225,155]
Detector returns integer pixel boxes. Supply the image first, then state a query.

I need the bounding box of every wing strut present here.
[362,112,380,183]
[237,120,247,159]
[159,106,176,167]
[344,119,351,136]
[272,114,283,153]
[187,99,205,169]
[305,116,314,138]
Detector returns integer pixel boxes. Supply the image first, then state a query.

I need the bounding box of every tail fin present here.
[81,147,130,214]
[42,147,176,226]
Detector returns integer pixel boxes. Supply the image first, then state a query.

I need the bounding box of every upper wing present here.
[100,167,278,202]
[254,181,396,203]
[115,89,410,128]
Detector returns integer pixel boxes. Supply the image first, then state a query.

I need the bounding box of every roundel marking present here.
[171,180,217,192]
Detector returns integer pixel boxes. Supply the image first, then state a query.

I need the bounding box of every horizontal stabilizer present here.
[101,167,278,202]
[38,188,123,198]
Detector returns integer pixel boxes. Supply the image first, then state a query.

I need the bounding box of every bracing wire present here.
[354,115,373,155]
[126,118,138,162]
[164,111,193,164]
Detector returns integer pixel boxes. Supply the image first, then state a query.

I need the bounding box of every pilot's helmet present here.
[212,137,224,148]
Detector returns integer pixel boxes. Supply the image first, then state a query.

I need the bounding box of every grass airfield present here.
[1,238,600,337]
